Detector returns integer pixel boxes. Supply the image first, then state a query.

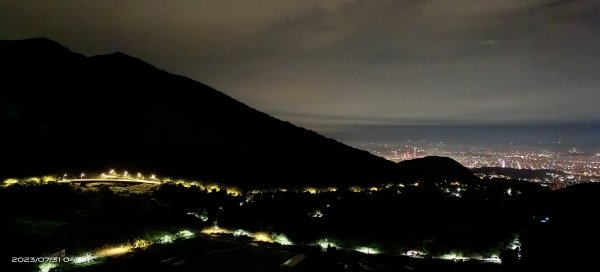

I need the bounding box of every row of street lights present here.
[63,170,157,180]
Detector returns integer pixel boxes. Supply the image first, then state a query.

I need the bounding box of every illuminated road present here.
[62,178,161,185]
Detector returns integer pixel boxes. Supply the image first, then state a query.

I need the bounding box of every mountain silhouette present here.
[396,156,477,184]
[0,38,476,187]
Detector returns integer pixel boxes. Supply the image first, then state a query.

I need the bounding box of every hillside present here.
[0,38,476,187]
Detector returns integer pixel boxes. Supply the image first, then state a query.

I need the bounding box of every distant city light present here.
[364,141,600,187]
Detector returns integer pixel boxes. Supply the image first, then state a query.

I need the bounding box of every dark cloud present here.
[1,0,599,129]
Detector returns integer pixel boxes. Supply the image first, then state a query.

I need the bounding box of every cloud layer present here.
[1,0,599,127]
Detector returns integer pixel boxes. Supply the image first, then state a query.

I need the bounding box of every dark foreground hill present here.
[518,182,600,271]
[0,38,476,187]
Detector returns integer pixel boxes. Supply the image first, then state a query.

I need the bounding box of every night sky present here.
[1,0,599,130]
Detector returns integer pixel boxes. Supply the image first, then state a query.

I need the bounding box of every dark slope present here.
[396,156,478,183]
[0,38,476,186]
[519,183,600,270]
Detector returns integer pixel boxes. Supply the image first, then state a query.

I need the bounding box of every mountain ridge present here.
[0,37,477,187]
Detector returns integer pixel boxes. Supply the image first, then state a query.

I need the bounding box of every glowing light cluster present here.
[226,187,241,196]
[133,239,150,249]
[97,245,131,257]
[440,253,468,261]
[6,170,426,196]
[187,211,209,222]
[243,231,292,245]
[509,236,521,250]
[159,234,174,244]
[482,255,501,263]
[26,177,41,182]
[315,239,339,251]
[253,232,273,243]
[168,181,240,195]
[38,263,58,272]
[304,187,318,194]
[2,178,19,186]
[272,233,293,245]
[72,253,96,264]
[349,187,362,193]
[206,184,221,191]
[176,230,195,239]
[42,176,58,183]
[403,250,424,258]
[304,186,358,193]
[202,227,293,246]
[355,246,381,255]
[309,209,323,218]
[232,229,250,237]
[201,226,231,235]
